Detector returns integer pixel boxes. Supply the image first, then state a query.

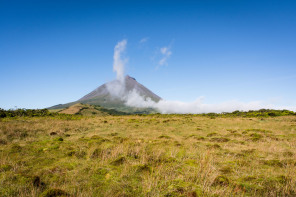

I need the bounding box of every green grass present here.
[0,115,296,196]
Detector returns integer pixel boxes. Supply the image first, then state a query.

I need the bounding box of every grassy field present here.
[0,115,296,196]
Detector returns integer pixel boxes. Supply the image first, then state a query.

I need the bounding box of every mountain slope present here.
[49,75,161,113]
[58,103,128,116]
[79,75,161,102]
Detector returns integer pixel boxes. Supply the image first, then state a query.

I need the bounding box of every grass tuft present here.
[212,175,230,186]
[110,156,126,166]
[40,188,69,197]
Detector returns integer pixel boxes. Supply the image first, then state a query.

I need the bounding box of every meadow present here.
[0,114,296,196]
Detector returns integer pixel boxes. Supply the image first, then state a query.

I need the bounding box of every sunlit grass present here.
[0,115,295,196]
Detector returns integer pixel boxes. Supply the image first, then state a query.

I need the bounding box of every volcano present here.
[49,75,161,113]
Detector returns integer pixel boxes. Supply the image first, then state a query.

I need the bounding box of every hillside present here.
[49,75,161,114]
[57,103,128,116]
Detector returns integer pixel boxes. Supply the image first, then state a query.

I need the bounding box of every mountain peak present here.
[126,75,136,81]
[78,75,161,103]
[48,75,161,112]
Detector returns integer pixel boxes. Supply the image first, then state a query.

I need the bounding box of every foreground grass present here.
[0,115,296,196]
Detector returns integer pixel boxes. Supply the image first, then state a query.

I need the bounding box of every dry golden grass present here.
[58,103,85,114]
[0,115,295,196]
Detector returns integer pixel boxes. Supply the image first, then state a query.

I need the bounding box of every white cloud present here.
[139,37,149,44]
[159,46,172,66]
[124,89,295,114]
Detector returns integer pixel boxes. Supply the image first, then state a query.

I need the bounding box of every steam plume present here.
[113,40,127,83]
[107,40,128,98]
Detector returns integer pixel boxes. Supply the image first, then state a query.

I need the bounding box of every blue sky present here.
[0,0,295,110]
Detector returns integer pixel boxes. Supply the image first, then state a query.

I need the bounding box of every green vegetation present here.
[203,109,296,118]
[0,108,51,118]
[0,108,83,120]
[0,108,296,196]
[0,105,128,118]
[3,106,294,118]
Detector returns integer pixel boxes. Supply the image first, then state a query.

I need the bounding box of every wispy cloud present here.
[139,37,149,44]
[159,46,172,66]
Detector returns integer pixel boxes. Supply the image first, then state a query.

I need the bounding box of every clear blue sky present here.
[1,0,295,109]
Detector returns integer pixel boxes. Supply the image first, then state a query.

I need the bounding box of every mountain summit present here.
[79,75,161,102]
[49,75,161,113]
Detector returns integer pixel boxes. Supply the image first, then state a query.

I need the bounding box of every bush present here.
[0,108,80,119]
